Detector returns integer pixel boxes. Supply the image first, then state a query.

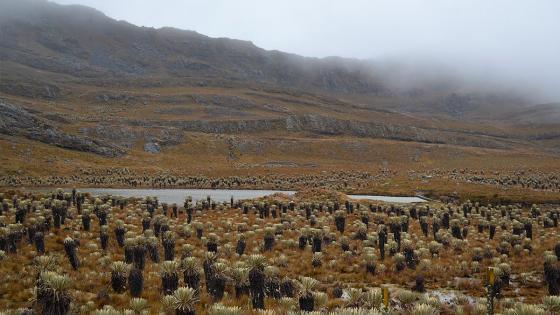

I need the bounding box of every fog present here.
[50,0,560,102]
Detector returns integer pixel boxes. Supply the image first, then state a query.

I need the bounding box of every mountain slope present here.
[0,0,560,179]
[0,0,386,94]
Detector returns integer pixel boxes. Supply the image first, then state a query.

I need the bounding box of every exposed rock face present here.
[178,119,284,134]
[80,124,183,149]
[0,81,60,99]
[130,115,513,149]
[0,99,125,157]
[285,115,513,148]
[144,142,161,154]
[152,128,183,146]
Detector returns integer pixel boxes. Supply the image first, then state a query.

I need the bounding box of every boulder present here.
[144,142,161,154]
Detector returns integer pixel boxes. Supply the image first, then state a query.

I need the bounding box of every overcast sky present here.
[50,0,560,101]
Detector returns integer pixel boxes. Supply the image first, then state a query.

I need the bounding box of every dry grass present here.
[0,189,558,313]
[2,131,560,205]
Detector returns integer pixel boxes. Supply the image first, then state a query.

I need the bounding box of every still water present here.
[73,188,296,204]
[347,195,427,203]
[34,188,426,204]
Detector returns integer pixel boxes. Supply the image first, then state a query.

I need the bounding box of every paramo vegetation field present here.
[2,1,560,314]
[1,188,560,314]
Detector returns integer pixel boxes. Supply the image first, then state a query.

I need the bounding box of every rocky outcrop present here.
[165,119,286,134]
[288,115,517,148]
[80,124,183,149]
[0,80,60,99]
[144,142,161,153]
[130,115,515,149]
[0,99,125,157]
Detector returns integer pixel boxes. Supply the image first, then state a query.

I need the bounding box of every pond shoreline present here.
[10,187,428,204]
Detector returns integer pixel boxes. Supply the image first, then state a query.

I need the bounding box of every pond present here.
[66,188,296,204]
[347,195,427,203]
[31,188,426,204]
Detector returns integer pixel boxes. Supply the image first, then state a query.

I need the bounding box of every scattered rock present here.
[144,142,161,153]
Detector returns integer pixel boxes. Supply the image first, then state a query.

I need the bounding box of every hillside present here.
[1,0,560,198]
[0,0,387,94]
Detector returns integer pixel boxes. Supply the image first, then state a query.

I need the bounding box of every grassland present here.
[1,188,559,314]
